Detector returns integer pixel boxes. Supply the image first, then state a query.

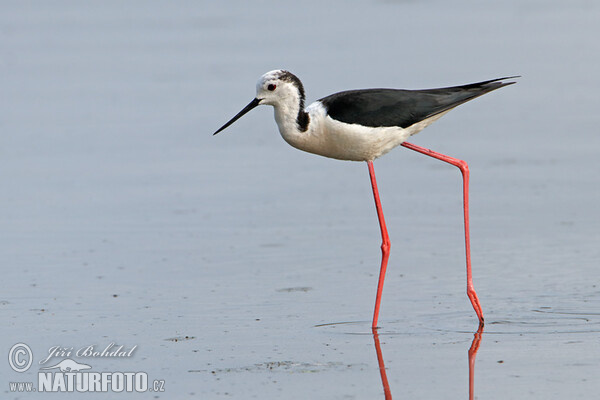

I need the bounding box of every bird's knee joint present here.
[381,241,391,253]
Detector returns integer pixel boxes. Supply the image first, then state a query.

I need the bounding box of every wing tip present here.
[464,75,520,90]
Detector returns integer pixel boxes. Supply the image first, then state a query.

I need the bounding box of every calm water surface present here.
[1,1,599,398]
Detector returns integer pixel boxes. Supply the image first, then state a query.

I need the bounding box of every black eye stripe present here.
[267,84,276,91]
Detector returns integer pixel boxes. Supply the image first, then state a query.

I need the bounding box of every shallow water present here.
[2,1,599,398]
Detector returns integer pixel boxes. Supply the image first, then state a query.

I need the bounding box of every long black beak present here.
[213,98,261,135]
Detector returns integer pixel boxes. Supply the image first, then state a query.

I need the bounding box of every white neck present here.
[272,96,309,150]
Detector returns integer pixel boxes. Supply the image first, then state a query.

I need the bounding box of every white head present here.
[254,70,306,107]
[214,70,307,135]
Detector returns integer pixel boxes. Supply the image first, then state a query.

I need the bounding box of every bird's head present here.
[255,70,305,106]
[214,70,305,135]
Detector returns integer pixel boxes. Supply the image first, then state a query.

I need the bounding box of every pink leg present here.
[368,161,391,329]
[401,142,484,325]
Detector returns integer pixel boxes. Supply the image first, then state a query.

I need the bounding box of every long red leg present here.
[400,142,484,325]
[368,161,391,329]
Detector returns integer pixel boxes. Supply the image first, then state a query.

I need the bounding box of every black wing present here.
[319,77,518,129]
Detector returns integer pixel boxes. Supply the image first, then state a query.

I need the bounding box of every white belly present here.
[277,102,448,162]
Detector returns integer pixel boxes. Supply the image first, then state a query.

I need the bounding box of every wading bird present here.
[214,70,516,328]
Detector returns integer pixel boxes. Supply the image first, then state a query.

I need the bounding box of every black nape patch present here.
[297,110,309,132]
[277,70,309,132]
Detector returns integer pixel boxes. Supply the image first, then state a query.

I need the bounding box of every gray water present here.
[2,1,599,398]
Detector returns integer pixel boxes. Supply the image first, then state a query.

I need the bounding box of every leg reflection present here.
[371,325,484,400]
[468,325,484,400]
[372,327,392,399]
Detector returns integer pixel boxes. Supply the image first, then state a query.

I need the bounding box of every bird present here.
[214,69,517,328]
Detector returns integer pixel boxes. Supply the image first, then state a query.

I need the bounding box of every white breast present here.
[279,102,406,161]
[275,101,450,162]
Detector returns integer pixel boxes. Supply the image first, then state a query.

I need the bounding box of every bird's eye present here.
[267,84,276,91]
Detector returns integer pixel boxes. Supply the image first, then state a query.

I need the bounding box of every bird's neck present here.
[273,97,310,148]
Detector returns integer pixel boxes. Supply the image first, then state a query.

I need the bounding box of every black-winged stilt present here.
[214,70,517,328]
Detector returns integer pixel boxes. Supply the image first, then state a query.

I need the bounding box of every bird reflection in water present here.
[372,328,392,399]
[372,325,484,399]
